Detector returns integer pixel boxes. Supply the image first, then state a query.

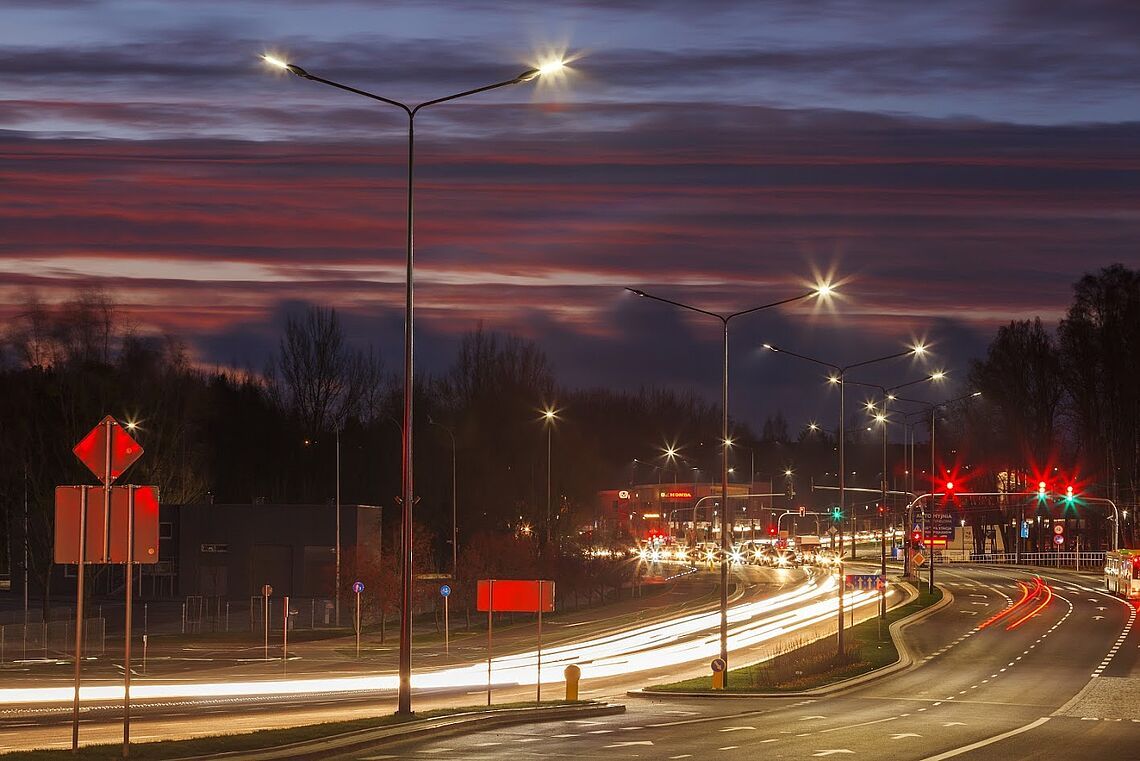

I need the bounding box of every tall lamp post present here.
[541,407,559,545]
[626,284,830,682]
[855,371,945,613]
[762,343,929,559]
[893,390,982,585]
[263,53,563,716]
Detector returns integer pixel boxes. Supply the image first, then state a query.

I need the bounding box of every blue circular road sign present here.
[352,581,365,594]
[440,584,452,597]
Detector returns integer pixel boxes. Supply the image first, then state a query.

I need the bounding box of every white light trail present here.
[0,573,887,705]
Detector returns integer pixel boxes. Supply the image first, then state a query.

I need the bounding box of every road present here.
[349,565,1140,760]
[1,560,892,752]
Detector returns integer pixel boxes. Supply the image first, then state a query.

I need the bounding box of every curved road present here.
[360,564,1140,760]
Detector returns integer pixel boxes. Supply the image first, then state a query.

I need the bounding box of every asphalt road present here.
[348,564,1140,760]
[2,561,848,752]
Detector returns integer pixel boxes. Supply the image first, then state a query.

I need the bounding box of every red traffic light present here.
[945,481,954,491]
[767,525,778,536]
[911,530,922,543]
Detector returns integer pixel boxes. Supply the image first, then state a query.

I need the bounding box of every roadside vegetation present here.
[650,586,942,693]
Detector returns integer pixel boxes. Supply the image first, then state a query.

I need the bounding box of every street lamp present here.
[541,407,559,545]
[858,372,945,609]
[762,343,929,560]
[893,390,982,585]
[626,283,830,682]
[263,52,563,716]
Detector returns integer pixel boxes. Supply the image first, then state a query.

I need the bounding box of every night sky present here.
[3,0,1138,432]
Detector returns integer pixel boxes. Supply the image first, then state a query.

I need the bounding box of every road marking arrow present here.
[813,751,855,757]
[801,715,828,721]
[890,733,922,739]
[604,741,654,748]
[960,610,979,615]
[970,601,989,605]
[719,726,756,732]
[1097,607,1107,611]
[942,722,967,727]
[1094,616,1105,620]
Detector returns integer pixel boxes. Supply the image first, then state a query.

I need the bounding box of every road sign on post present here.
[441,585,452,656]
[352,581,364,659]
[56,416,154,757]
[477,580,555,706]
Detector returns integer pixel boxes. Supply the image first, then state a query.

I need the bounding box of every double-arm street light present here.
[762,343,929,559]
[626,284,831,683]
[263,53,563,716]
[854,372,946,613]
[893,390,981,583]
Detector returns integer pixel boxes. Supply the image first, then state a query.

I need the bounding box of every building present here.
[594,479,778,544]
[174,502,382,599]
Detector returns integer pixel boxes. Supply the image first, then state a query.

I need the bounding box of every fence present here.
[173,596,337,634]
[940,551,1106,570]
[0,618,105,664]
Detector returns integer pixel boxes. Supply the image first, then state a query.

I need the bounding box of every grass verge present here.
[648,586,943,694]
[3,700,587,760]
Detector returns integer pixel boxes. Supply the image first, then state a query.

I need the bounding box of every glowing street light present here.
[541,407,560,544]
[762,342,929,564]
[261,50,565,717]
[626,282,831,684]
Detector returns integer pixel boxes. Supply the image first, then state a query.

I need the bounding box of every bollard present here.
[564,664,581,701]
[711,657,726,690]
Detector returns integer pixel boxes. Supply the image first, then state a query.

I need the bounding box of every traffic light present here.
[767,524,778,537]
[945,481,954,493]
[1038,481,1047,500]
[911,529,922,544]
[832,507,843,521]
[1064,485,1075,503]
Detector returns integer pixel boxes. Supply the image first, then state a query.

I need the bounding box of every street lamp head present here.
[971,391,982,397]
[518,58,565,82]
[626,287,648,297]
[814,281,835,299]
[784,468,793,476]
[911,343,928,356]
[541,407,559,422]
[930,370,946,381]
[827,375,840,385]
[874,413,887,424]
[261,54,309,78]
[762,343,775,351]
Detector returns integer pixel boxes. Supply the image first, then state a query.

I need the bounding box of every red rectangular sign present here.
[477,579,555,613]
[54,485,160,564]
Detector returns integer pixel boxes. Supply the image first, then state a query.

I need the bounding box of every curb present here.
[171,701,626,761]
[631,580,954,699]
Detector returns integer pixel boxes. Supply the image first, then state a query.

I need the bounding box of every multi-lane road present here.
[344,565,1140,760]
[5,562,1138,758]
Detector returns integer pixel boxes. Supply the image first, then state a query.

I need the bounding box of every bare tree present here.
[270,306,379,433]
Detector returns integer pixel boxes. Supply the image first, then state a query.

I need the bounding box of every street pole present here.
[335,424,341,628]
[547,421,552,546]
[264,54,559,716]
[839,374,846,559]
[629,287,825,686]
[122,485,136,758]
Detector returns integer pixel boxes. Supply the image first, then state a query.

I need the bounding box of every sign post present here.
[477,579,555,707]
[440,585,451,656]
[261,585,272,661]
[352,581,364,659]
[537,580,544,704]
[57,416,151,756]
[836,561,844,658]
[282,595,289,674]
[71,485,89,752]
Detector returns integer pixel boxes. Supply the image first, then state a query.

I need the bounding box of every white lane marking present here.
[813,751,855,757]
[915,717,1050,761]
[604,740,654,748]
[719,726,756,732]
[891,733,922,739]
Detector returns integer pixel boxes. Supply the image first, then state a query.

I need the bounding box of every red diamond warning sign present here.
[73,416,143,484]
